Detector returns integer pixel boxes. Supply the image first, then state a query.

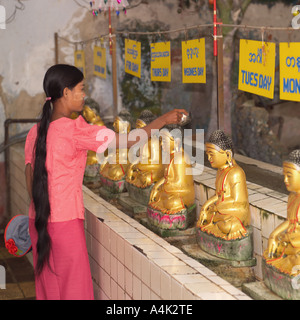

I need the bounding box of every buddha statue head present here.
[206,130,234,169]
[283,150,300,194]
[83,105,96,122]
[82,104,104,126]
[135,110,156,129]
[113,109,132,134]
[160,124,183,156]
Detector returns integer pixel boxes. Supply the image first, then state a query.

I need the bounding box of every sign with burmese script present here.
[74,50,86,77]
[238,39,275,99]
[125,39,141,78]
[93,46,106,79]
[150,42,171,82]
[182,38,206,83]
[280,42,300,102]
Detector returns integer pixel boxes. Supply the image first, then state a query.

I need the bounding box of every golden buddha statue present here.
[99,109,132,182]
[148,125,195,226]
[83,105,104,127]
[71,104,105,178]
[263,150,300,276]
[196,130,250,241]
[81,105,105,170]
[126,110,164,189]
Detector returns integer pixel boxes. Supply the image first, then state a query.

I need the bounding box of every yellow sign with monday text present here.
[280,42,300,102]
[238,39,275,99]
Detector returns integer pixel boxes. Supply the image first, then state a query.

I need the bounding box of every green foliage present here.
[118,21,167,121]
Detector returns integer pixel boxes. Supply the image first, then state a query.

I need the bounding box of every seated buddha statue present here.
[99,109,132,182]
[263,150,300,276]
[148,125,195,215]
[196,130,250,241]
[126,110,164,189]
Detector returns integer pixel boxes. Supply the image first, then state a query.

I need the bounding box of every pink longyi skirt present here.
[29,218,94,300]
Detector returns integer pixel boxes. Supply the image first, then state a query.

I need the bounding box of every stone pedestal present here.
[182,243,256,288]
[84,164,100,178]
[196,227,256,267]
[117,182,154,216]
[98,175,126,201]
[146,203,196,232]
[126,182,153,206]
[262,258,300,300]
[118,193,147,216]
[99,175,126,194]
[242,281,282,300]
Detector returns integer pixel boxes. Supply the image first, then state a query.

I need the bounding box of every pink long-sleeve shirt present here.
[25,115,115,222]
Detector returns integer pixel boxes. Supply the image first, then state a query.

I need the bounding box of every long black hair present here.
[32,64,84,275]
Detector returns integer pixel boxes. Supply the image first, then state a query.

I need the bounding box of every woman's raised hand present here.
[160,109,189,126]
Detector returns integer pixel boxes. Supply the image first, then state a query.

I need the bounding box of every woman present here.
[25,64,187,300]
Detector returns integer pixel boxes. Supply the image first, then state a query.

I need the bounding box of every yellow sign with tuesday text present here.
[150,42,171,82]
[182,38,206,83]
[93,46,106,79]
[280,42,300,102]
[238,39,275,99]
[125,39,141,78]
[74,50,86,77]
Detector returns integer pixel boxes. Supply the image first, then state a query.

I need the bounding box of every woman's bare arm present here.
[113,109,188,149]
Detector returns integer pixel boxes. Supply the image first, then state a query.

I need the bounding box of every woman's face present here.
[67,81,86,113]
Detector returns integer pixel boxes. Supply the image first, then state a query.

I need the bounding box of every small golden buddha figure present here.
[148,125,195,216]
[99,110,132,182]
[126,110,164,189]
[196,130,250,240]
[263,150,300,276]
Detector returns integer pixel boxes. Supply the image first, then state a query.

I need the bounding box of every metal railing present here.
[3,119,39,218]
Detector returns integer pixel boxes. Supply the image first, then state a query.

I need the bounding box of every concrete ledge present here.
[83,185,251,300]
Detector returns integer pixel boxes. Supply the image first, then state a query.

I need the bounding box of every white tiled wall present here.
[83,186,250,300]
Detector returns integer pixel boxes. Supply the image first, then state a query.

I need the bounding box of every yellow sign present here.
[74,50,86,77]
[182,38,206,83]
[93,46,106,79]
[280,42,300,102]
[125,39,141,78]
[238,39,275,99]
[150,42,171,82]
